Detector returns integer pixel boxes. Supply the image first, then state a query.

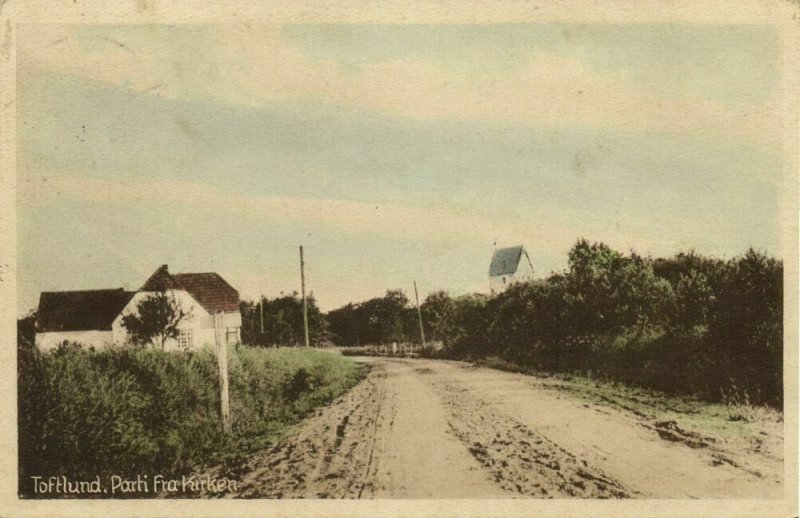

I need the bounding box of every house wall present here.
[489,274,507,294]
[36,330,114,352]
[112,289,214,350]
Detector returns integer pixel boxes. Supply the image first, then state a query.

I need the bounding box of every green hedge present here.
[420,242,783,407]
[18,344,364,496]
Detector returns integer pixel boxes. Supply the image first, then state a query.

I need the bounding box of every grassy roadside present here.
[472,356,782,448]
[18,344,367,497]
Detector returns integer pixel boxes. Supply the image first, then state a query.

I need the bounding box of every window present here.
[178,329,193,349]
[226,327,239,345]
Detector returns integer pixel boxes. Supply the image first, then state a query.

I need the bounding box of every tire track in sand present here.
[412,365,635,498]
[215,364,387,498]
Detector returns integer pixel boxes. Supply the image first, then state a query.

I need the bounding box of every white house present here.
[489,246,534,293]
[35,265,242,352]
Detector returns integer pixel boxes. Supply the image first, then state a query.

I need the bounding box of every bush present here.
[418,241,782,407]
[323,239,783,407]
[17,343,365,497]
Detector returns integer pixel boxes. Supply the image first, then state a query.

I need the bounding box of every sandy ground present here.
[215,358,783,499]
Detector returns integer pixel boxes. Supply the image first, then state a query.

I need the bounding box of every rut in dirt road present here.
[422,371,634,498]
[219,367,386,498]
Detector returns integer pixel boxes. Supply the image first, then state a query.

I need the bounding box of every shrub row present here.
[327,240,783,407]
[430,242,782,407]
[17,344,364,496]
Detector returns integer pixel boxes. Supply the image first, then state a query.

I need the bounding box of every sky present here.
[16,23,784,315]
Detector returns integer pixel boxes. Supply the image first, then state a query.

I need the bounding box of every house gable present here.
[113,288,212,332]
[140,264,182,291]
[112,265,241,347]
[111,288,216,347]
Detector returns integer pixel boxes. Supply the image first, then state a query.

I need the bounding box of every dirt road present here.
[218,358,783,499]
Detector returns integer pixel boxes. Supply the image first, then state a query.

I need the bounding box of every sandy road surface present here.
[216,358,782,499]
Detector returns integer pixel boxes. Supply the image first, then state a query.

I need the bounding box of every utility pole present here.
[414,280,425,348]
[260,294,264,334]
[300,245,310,348]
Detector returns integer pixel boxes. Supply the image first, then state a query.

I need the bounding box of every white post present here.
[214,312,231,433]
[300,246,310,348]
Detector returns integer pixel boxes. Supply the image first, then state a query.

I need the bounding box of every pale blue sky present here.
[17,24,784,314]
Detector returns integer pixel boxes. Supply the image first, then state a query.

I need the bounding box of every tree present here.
[565,239,624,338]
[240,292,328,347]
[709,249,783,404]
[611,252,674,336]
[668,268,714,338]
[17,310,37,348]
[421,291,458,344]
[326,289,417,346]
[327,302,361,346]
[121,291,191,349]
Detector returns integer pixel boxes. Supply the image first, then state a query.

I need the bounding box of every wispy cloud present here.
[17,25,779,144]
[22,172,731,260]
[20,174,574,248]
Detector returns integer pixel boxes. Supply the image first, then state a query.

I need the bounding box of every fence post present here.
[214,312,231,433]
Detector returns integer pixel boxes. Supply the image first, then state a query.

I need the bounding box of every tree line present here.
[324,239,783,407]
[239,292,328,347]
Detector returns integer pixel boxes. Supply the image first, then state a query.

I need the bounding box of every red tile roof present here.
[173,272,240,313]
[142,265,240,313]
[36,289,135,332]
[140,264,183,291]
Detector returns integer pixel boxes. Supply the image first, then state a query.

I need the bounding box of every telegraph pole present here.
[300,245,310,348]
[260,294,264,334]
[414,280,425,347]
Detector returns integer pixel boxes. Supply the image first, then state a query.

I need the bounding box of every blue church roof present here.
[489,246,525,277]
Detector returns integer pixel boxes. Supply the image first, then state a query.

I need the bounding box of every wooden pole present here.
[414,280,425,348]
[259,294,264,334]
[300,245,310,348]
[214,312,231,433]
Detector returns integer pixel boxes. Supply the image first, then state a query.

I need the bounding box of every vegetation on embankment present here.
[17,343,365,497]
[473,356,782,445]
[327,239,783,408]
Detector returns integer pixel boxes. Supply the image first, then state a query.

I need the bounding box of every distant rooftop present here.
[489,246,526,277]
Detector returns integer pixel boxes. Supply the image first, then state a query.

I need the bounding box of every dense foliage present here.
[327,289,421,346]
[17,343,364,497]
[239,292,328,347]
[327,240,783,407]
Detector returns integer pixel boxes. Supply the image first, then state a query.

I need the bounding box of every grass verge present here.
[472,356,782,446]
